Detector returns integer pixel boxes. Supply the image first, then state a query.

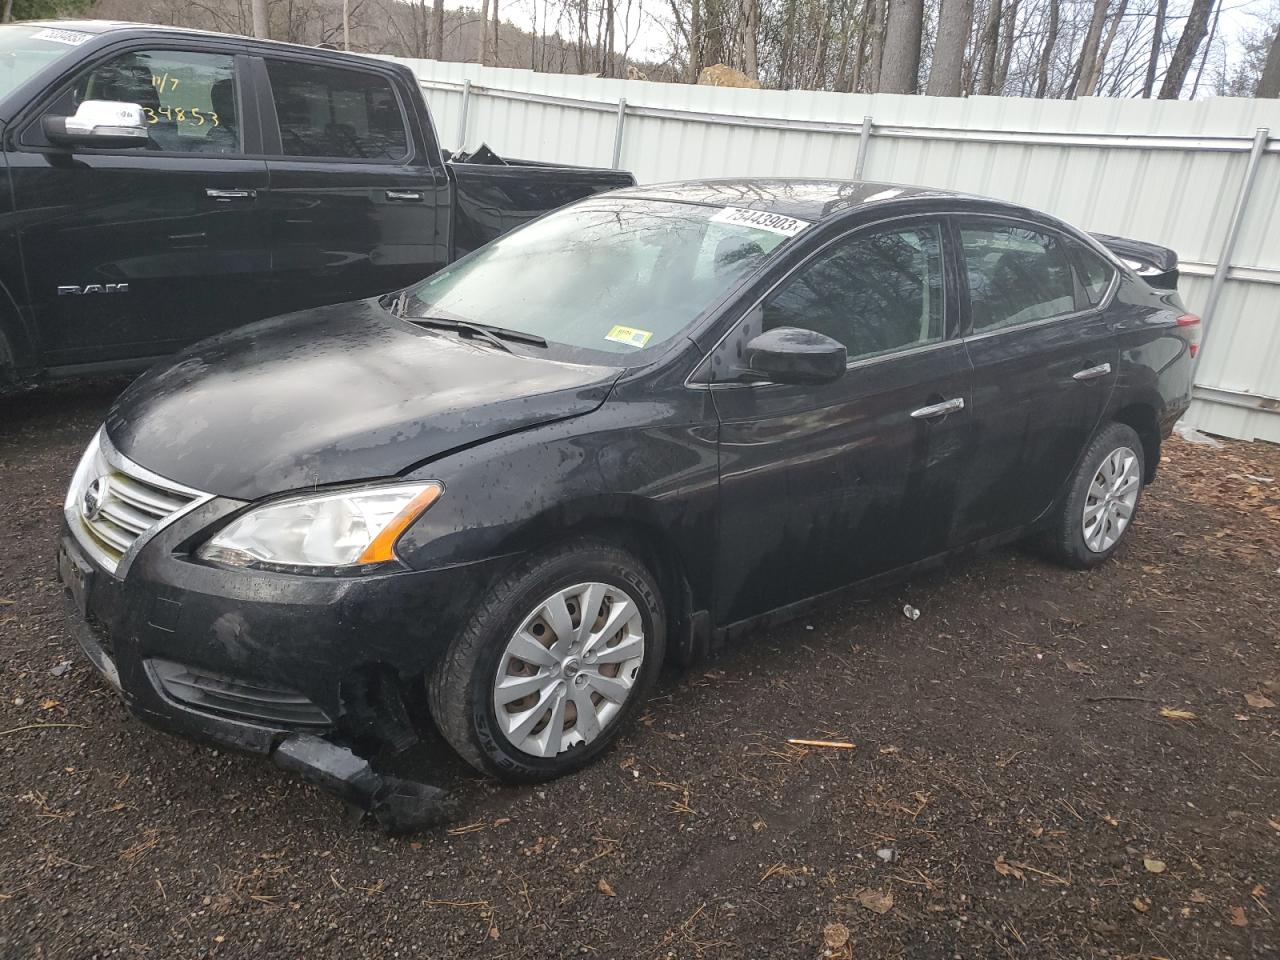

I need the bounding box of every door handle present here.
[385,190,424,202]
[910,397,965,420]
[205,188,257,201]
[1072,362,1112,381]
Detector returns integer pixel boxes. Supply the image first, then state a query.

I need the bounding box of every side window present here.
[960,222,1077,332]
[761,223,945,363]
[42,50,241,154]
[1075,247,1116,306]
[265,60,408,160]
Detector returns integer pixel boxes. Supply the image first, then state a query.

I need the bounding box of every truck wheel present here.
[1037,422,1145,569]
[428,540,665,783]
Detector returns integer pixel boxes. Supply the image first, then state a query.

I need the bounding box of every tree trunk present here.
[1158,0,1213,98]
[1034,0,1057,97]
[492,0,500,67]
[0,0,13,22]
[926,0,972,95]
[975,0,1002,94]
[251,0,270,38]
[430,0,444,58]
[879,0,924,93]
[742,0,759,78]
[1259,26,1280,97]
[478,0,490,64]
[688,0,702,81]
[868,0,887,91]
[1084,0,1127,95]
[1189,0,1219,98]
[1142,0,1166,96]
[994,0,1018,93]
[1072,0,1108,97]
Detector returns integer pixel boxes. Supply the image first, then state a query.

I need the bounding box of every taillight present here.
[1176,314,1201,358]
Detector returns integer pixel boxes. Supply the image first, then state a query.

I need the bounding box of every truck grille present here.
[65,429,211,576]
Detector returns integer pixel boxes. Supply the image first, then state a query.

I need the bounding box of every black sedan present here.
[58,179,1198,828]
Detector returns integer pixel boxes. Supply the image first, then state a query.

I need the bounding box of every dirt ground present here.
[1,380,1277,960]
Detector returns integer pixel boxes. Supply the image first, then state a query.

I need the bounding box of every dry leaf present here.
[1144,858,1167,874]
[1251,884,1265,898]
[39,699,59,710]
[856,887,894,914]
[879,745,900,754]
[823,922,850,949]
[1064,660,1094,675]
[1244,692,1276,709]
[1190,890,1209,904]
[1270,818,1280,833]
[1159,706,1197,721]
[994,858,1025,881]
[596,878,615,898]
[1229,906,1248,927]
[1132,897,1149,913]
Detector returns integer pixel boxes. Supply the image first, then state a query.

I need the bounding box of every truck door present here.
[252,55,451,315]
[8,43,271,368]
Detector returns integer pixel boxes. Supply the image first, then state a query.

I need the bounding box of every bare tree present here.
[975,0,1003,93]
[251,0,270,38]
[1034,0,1059,96]
[1072,0,1108,96]
[1083,0,1127,94]
[492,0,500,65]
[1159,0,1214,97]
[926,0,972,94]
[431,0,443,58]
[477,0,491,63]
[1142,0,1167,95]
[1260,24,1280,96]
[879,0,924,92]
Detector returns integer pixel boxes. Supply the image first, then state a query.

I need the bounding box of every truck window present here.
[264,60,408,161]
[40,50,241,155]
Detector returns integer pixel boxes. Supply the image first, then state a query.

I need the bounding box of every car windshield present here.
[404,197,806,361]
[0,25,90,102]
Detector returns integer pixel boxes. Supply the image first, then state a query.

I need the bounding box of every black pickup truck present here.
[0,21,634,385]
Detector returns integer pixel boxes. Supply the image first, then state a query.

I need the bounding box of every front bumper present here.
[57,503,507,827]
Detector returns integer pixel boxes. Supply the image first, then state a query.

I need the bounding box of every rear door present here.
[10,41,271,366]
[951,216,1119,544]
[253,54,450,315]
[708,217,974,624]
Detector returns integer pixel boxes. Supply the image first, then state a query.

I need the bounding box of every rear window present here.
[1075,247,1116,306]
[265,60,408,160]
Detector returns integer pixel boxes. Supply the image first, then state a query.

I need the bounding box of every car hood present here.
[106,300,620,501]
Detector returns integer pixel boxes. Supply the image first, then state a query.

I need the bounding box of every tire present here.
[428,539,666,783]
[1037,422,1145,569]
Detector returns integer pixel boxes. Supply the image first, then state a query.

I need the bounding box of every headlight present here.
[197,482,442,570]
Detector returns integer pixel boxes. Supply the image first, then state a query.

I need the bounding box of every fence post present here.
[1201,126,1269,361]
[612,98,628,170]
[854,115,873,179]
[456,79,472,152]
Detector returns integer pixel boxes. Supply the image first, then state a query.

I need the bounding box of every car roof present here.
[610,178,1010,223]
[16,19,387,64]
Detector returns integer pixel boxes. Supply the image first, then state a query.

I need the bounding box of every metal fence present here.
[387,57,1280,443]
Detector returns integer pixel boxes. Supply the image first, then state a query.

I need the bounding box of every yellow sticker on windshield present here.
[605,325,653,348]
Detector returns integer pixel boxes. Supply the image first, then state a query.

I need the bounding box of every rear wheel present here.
[428,540,665,783]
[1037,422,1145,569]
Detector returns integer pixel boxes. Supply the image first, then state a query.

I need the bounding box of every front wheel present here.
[1037,422,1145,569]
[428,540,665,783]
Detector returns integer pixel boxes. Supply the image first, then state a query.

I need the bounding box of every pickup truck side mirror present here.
[43,100,149,149]
[741,327,847,385]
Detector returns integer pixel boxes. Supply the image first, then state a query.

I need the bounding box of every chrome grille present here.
[65,429,211,576]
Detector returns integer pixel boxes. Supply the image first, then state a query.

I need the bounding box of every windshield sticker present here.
[605,325,653,348]
[30,27,94,46]
[710,207,811,238]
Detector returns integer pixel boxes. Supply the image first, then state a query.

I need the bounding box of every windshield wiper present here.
[403,315,548,349]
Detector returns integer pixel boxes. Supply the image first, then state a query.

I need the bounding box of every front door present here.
[10,44,271,367]
[254,55,451,316]
[950,217,1119,545]
[708,219,974,625]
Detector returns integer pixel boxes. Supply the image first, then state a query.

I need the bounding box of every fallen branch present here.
[1085,696,1156,704]
[787,739,856,749]
[0,722,86,737]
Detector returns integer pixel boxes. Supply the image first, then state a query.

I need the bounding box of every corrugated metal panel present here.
[390,57,1280,442]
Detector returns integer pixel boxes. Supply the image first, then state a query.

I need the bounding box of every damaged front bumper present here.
[56,518,501,831]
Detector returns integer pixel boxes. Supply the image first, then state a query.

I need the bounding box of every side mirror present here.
[742,327,847,385]
[43,100,149,149]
